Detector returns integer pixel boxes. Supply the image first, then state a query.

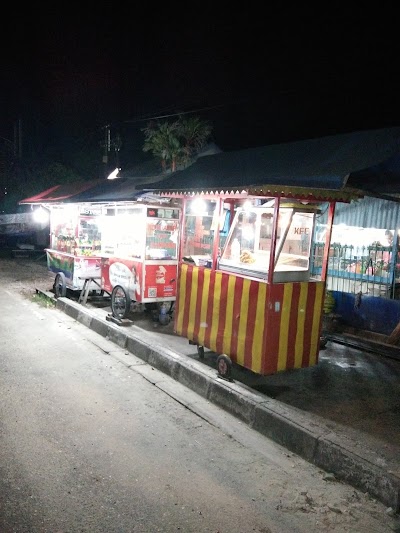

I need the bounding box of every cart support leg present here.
[78,279,92,305]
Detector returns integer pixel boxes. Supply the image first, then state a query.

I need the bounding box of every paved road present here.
[0,288,398,532]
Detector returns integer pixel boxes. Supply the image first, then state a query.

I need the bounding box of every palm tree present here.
[142,121,181,172]
[142,116,212,172]
[177,116,212,166]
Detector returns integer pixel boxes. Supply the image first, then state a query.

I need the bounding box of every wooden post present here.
[387,321,400,345]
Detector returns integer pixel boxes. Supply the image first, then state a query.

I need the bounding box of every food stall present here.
[148,186,359,379]
[46,202,180,323]
[45,202,181,322]
[18,179,182,322]
[46,203,103,298]
[99,203,180,322]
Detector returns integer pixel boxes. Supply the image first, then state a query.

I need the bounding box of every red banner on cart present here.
[144,264,177,300]
[101,257,177,302]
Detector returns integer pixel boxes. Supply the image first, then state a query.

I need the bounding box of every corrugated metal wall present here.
[333,197,400,230]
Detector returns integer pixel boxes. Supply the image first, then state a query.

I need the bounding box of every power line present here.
[123,102,229,124]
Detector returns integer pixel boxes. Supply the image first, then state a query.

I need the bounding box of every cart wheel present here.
[197,345,205,359]
[216,354,232,380]
[54,272,67,298]
[111,285,131,319]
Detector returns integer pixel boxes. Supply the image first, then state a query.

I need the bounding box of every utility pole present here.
[102,124,110,164]
[101,124,111,178]
[101,125,122,177]
[13,119,22,158]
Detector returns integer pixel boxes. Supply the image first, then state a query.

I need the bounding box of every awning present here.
[19,179,165,205]
[144,127,400,202]
[19,180,107,204]
[20,127,400,207]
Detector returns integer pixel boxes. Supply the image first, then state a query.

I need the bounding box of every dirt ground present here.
[0,255,53,299]
[3,254,400,528]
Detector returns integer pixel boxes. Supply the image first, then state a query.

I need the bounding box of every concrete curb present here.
[55,296,400,512]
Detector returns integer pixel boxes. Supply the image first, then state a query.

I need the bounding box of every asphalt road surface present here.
[0,278,398,531]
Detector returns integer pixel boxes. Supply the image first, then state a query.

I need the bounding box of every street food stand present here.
[150,186,359,379]
[46,203,102,298]
[44,201,180,322]
[18,180,181,322]
[99,203,180,322]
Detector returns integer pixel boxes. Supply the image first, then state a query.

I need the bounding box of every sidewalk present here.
[43,290,400,513]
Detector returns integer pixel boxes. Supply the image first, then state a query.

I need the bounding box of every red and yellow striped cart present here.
[156,185,358,379]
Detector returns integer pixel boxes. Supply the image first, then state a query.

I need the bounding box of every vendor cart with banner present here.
[45,202,181,322]
[99,203,180,323]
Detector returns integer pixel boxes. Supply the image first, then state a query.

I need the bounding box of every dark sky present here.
[2,9,400,168]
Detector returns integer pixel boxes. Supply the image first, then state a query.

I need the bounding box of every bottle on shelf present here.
[231,237,240,260]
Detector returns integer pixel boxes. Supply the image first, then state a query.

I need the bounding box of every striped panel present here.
[274,281,324,371]
[175,264,324,375]
[176,266,269,370]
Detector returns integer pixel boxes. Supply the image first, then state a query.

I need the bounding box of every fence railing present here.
[311,243,399,299]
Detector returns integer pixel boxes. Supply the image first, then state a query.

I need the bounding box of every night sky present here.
[1,9,400,172]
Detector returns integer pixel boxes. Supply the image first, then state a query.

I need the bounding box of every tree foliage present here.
[142,115,212,172]
[0,151,81,214]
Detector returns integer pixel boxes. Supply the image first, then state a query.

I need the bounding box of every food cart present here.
[46,203,103,299]
[149,186,359,379]
[99,203,180,323]
[45,200,180,321]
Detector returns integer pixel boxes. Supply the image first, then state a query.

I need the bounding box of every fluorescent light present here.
[107,168,121,180]
[33,206,49,224]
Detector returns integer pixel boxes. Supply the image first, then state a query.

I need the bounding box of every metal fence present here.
[311,243,399,299]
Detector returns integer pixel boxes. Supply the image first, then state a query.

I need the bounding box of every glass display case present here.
[218,204,316,282]
[181,199,230,266]
[49,205,101,256]
[101,205,180,260]
[100,204,181,304]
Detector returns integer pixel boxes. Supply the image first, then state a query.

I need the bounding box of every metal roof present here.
[19,179,152,205]
[144,127,400,202]
[19,127,400,206]
[334,196,400,230]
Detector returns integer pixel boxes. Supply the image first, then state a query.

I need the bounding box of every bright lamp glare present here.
[107,168,121,180]
[33,206,49,224]
[190,198,207,214]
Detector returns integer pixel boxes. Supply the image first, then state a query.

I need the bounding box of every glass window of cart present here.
[50,206,79,253]
[145,207,180,260]
[101,207,145,259]
[275,210,313,271]
[77,215,101,256]
[219,206,314,279]
[182,199,230,265]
